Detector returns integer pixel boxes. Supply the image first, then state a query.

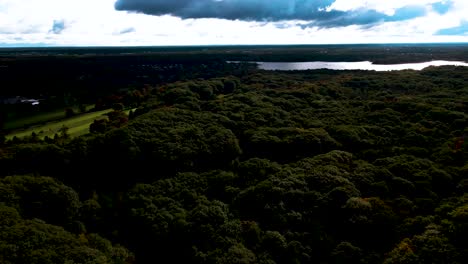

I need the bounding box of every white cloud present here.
[0,0,467,46]
[329,0,444,15]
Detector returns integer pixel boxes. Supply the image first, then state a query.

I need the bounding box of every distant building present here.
[20,98,40,106]
[0,96,40,106]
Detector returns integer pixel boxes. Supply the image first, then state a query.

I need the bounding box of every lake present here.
[232,60,468,71]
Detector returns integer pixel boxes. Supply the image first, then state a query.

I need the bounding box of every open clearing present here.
[6,109,113,140]
[4,105,95,130]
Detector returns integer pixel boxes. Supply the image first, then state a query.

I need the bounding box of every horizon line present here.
[2,42,468,49]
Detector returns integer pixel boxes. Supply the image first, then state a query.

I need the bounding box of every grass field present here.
[4,105,95,130]
[5,109,113,140]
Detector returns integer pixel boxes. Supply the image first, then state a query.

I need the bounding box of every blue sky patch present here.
[436,20,468,35]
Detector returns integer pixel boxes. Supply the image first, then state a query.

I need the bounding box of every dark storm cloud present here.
[296,6,427,29]
[114,0,434,28]
[296,9,384,29]
[115,0,336,21]
[50,20,66,34]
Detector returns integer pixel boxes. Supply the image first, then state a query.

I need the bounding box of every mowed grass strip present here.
[6,109,113,140]
[4,105,95,130]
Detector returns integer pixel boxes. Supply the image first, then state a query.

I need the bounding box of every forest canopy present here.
[1,52,468,263]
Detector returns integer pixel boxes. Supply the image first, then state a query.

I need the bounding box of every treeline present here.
[2,45,468,121]
[1,65,468,263]
[2,44,468,63]
[0,54,253,108]
[0,54,254,130]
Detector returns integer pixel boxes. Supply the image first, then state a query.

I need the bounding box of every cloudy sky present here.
[0,0,467,47]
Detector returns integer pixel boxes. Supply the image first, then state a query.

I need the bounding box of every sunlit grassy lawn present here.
[6,109,113,140]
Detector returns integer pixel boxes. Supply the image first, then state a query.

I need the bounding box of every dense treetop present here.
[1,59,468,263]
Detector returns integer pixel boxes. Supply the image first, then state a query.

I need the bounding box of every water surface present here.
[245,60,468,71]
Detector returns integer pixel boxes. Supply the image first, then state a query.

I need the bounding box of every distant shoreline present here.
[1,42,468,49]
[2,44,468,65]
[228,60,468,71]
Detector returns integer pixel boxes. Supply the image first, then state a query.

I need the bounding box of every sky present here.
[0,0,467,47]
